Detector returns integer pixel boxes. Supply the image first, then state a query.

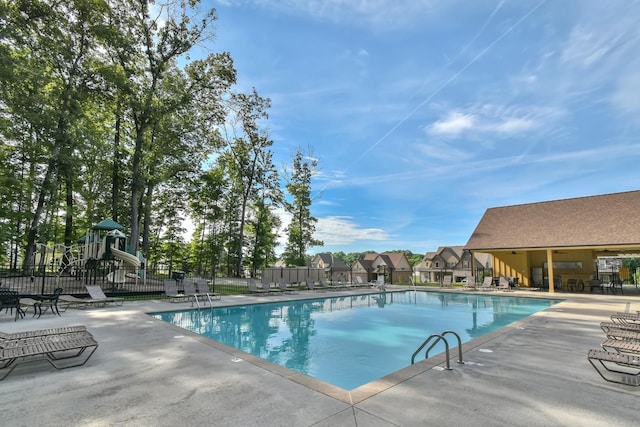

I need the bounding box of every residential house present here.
[310,253,350,281]
[351,252,413,284]
[414,246,491,284]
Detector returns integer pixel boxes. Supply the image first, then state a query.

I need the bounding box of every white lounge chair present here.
[462,276,476,291]
[85,285,124,306]
[479,276,494,291]
[497,277,513,291]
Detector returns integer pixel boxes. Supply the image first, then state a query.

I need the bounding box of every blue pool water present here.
[150,291,559,390]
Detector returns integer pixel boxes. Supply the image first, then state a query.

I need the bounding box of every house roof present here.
[363,253,378,261]
[382,252,408,268]
[312,253,349,270]
[466,190,640,251]
[355,259,374,270]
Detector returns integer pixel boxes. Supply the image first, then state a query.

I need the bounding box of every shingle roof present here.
[466,190,640,250]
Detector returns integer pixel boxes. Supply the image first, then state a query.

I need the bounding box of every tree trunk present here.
[64,169,74,247]
[112,108,121,222]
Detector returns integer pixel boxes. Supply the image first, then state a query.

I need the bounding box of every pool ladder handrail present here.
[411,330,464,369]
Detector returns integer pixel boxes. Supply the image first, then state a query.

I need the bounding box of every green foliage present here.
[282,149,323,266]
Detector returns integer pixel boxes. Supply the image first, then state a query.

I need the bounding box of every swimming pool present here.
[150,291,559,390]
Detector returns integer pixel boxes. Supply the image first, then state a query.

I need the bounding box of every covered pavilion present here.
[465,190,640,292]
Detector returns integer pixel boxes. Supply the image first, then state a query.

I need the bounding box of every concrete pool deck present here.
[1,287,639,426]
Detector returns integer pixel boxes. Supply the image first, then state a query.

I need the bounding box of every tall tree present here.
[1,0,110,272]
[107,0,235,254]
[282,149,323,266]
[220,89,272,276]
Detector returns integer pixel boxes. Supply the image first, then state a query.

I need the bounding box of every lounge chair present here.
[1,330,98,380]
[353,276,369,288]
[441,276,453,288]
[479,276,494,291]
[319,277,337,291]
[195,279,221,301]
[85,285,124,306]
[1,330,94,349]
[304,276,316,291]
[59,295,107,310]
[163,280,191,303]
[261,279,283,294]
[497,277,513,291]
[247,279,268,295]
[601,338,640,354]
[604,328,640,341]
[0,326,87,340]
[318,276,338,291]
[277,277,297,293]
[462,276,476,290]
[610,311,640,324]
[184,280,213,308]
[587,348,640,386]
[601,321,640,334]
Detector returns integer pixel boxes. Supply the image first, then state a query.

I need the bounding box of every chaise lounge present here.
[163,280,191,303]
[85,285,125,306]
[0,326,87,341]
[1,329,98,380]
[587,348,640,386]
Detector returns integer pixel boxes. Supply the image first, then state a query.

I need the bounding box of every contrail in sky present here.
[316,0,547,194]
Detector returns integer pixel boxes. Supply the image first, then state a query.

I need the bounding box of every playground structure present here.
[32,218,146,285]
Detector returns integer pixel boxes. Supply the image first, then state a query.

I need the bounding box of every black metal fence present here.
[0,264,258,300]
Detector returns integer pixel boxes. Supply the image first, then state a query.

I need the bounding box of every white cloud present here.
[425,104,561,140]
[492,117,534,134]
[315,216,388,245]
[428,112,475,137]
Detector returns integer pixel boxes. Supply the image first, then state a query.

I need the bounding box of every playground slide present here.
[110,247,140,268]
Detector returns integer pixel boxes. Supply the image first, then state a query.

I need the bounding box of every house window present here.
[435,262,439,268]
[462,261,469,268]
[447,262,455,269]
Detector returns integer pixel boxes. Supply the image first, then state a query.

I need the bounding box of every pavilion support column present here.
[547,249,555,293]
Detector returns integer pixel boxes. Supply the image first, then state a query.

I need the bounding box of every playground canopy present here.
[92,218,125,231]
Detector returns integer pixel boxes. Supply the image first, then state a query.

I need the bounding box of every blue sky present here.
[203,0,640,255]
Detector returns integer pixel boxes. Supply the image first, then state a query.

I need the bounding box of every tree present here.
[282,149,323,266]
[218,89,274,276]
[1,0,111,272]
[106,0,235,254]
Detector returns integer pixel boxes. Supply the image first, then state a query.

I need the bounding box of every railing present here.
[411,330,464,370]
[0,265,274,300]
